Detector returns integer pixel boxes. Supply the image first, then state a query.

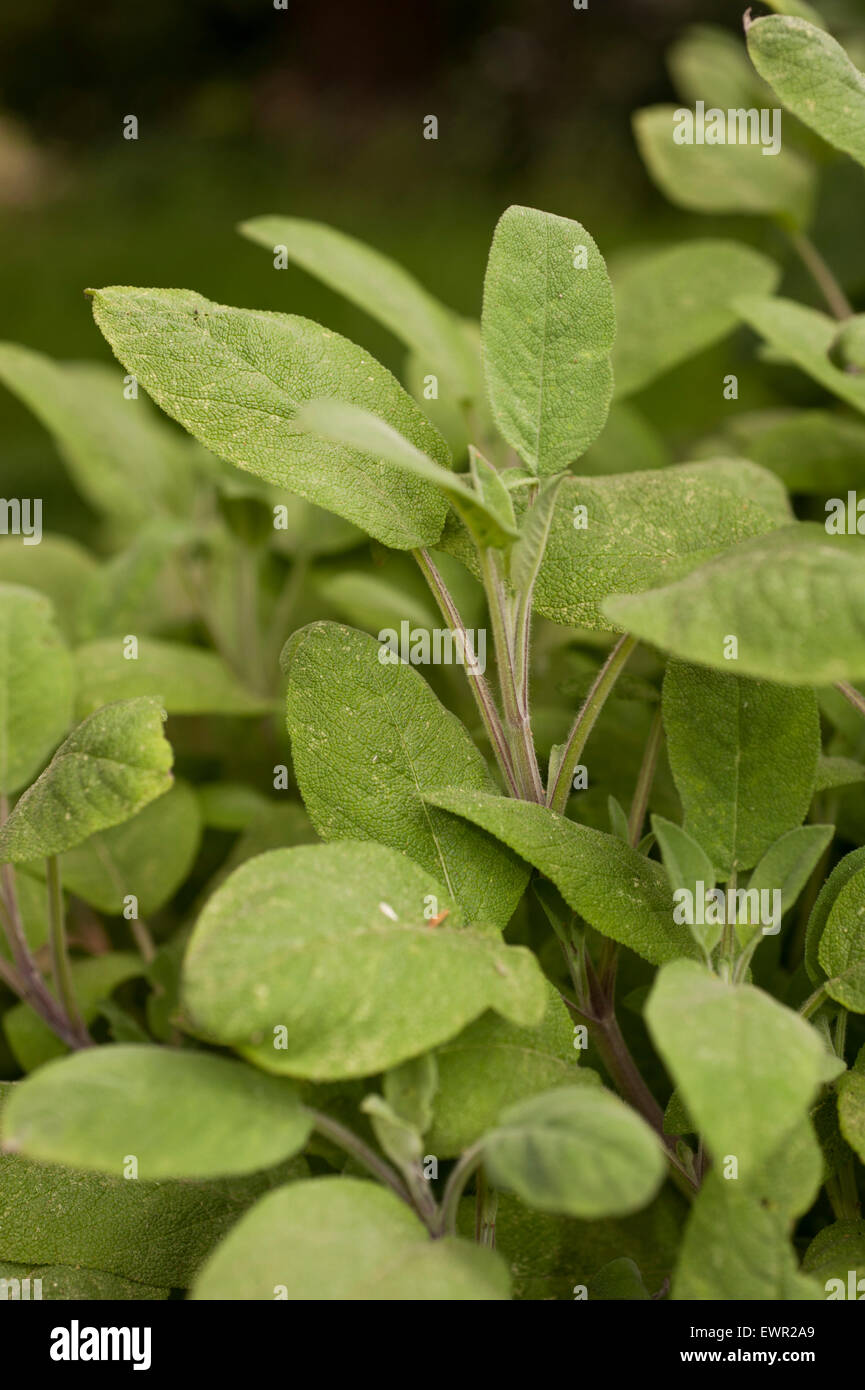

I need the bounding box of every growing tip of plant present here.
[742,8,753,33]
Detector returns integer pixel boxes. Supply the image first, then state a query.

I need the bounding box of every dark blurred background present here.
[1,0,862,520]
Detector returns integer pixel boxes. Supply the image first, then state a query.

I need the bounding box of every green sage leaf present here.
[425,788,700,966]
[737,297,865,417]
[294,398,517,548]
[747,15,865,170]
[662,663,820,876]
[89,286,451,550]
[283,621,527,929]
[605,525,865,684]
[181,842,545,1080]
[2,1044,311,1180]
[73,638,274,719]
[818,865,865,1011]
[193,1176,510,1300]
[426,982,595,1158]
[0,585,73,796]
[0,344,197,522]
[633,106,814,226]
[646,960,842,1179]
[672,1174,822,1300]
[481,205,615,475]
[483,1086,666,1219]
[0,698,173,864]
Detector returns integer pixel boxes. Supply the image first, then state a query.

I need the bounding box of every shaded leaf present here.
[805,846,865,984]
[21,779,201,917]
[74,639,274,719]
[0,1259,168,1300]
[0,536,97,643]
[0,585,73,796]
[633,106,814,226]
[426,982,594,1157]
[3,953,144,1072]
[612,240,779,398]
[818,865,865,1011]
[801,1220,865,1292]
[737,297,865,416]
[0,344,196,521]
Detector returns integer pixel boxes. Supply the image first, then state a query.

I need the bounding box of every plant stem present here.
[548,635,638,815]
[836,681,865,721]
[827,1164,861,1222]
[474,1166,498,1248]
[236,543,264,692]
[414,547,519,796]
[627,704,663,848]
[439,1141,484,1236]
[46,856,89,1045]
[310,1110,416,1212]
[267,554,308,669]
[798,982,828,1019]
[0,802,89,1050]
[130,917,157,965]
[788,230,854,321]
[479,548,544,803]
[733,929,762,983]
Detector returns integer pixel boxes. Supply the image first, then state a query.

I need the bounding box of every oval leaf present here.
[747,15,865,170]
[181,842,546,1080]
[613,240,779,399]
[481,205,615,475]
[0,697,173,864]
[646,960,842,1180]
[483,1086,666,1219]
[0,344,196,522]
[193,1176,510,1300]
[2,1045,312,1180]
[633,106,814,226]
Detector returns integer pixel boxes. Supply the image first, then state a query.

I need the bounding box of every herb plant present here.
[3,5,865,1302]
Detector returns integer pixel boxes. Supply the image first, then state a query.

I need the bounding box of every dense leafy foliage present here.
[4,6,865,1303]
